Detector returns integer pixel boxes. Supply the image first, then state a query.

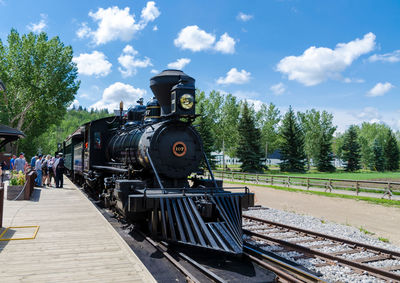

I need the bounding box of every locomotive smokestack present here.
[150,69,195,116]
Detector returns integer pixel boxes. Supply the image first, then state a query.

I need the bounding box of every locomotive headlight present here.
[180,94,194,110]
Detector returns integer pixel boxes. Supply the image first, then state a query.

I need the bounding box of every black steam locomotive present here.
[62,70,254,254]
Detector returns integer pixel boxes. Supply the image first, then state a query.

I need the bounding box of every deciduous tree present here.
[0,29,80,155]
[256,103,281,161]
[195,103,216,169]
[372,139,385,172]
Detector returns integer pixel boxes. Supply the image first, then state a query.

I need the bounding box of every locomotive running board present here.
[150,195,243,254]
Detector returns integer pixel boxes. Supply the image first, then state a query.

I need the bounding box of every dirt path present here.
[245,185,400,246]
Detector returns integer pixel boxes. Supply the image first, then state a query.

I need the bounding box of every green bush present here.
[9,171,25,186]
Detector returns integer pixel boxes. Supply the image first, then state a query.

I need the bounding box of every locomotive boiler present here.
[63,70,254,254]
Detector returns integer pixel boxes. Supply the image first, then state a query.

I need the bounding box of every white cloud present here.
[246,99,264,111]
[72,51,112,77]
[357,106,381,120]
[167,58,191,69]
[78,93,97,101]
[367,82,394,97]
[369,50,400,63]
[150,69,159,74]
[27,14,47,33]
[277,32,376,86]
[118,45,152,77]
[76,22,91,38]
[343,77,365,83]
[91,82,146,112]
[68,99,80,110]
[215,33,236,54]
[232,90,260,99]
[174,25,235,54]
[140,1,161,26]
[236,12,253,22]
[153,25,158,31]
[174,25,215,52]
[217,68,251,85]
[270,83,286,95]
[77,2,160,45]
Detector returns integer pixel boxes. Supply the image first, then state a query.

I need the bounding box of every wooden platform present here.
[0,178,156,283]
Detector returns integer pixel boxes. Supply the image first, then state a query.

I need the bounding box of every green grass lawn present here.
[225,181,400,208]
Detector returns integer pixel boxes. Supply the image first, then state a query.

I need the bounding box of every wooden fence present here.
[208,171,400,199]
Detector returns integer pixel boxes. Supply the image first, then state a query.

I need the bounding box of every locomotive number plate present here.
[172,141,187,157]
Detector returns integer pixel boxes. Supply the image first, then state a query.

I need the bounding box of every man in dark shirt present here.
[55,153,65,188]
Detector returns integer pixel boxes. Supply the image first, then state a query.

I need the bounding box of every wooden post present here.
[328,179,333,192]
[356,181,359,195]
[271,176,273,185]
[231,172,234,182]
[287,177,290,187]
[306,178,310,190]
[382,182,393,199]
[256,174,259,184]
[0,184,3,228]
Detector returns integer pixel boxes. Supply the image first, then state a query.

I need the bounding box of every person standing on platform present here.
[55,153,64,188]
[35,155,43,187]
[41,155,49,186]
[47,156,55,187]
[10,154,16,170]
[14,153,26,173]
[30,155,37,170]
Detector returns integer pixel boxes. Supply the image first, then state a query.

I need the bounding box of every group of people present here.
[31,153,65,188]
[8,152,65,188]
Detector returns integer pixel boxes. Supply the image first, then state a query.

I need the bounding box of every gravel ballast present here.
[243,207,400,282]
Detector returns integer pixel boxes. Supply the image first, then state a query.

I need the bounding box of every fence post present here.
[356,181,359,195]
[287,176,290,187]
[256,174,259,184]
[328,179,333,192]
[271,176,273,185]
[382,182,393,200]
[307,178,310,190]
[231,172,234,182]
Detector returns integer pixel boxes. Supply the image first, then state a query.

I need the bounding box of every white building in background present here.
[212,150,283,167]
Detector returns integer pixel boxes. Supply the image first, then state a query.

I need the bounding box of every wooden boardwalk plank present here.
[0,178,156,282]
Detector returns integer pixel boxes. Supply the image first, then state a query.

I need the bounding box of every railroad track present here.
[243,243,324,282]
[138,230,227,283]
[243,214,400,282]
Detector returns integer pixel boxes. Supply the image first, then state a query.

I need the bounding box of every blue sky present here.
[0,0,399,132]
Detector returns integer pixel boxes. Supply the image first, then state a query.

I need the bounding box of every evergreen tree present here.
[237,101,264,172]
[384,129,400,171]
[341,125,361,172]
[316,130,336,172]
[196,103,216,169]
[279,106,306,172]
[372,139,385,172]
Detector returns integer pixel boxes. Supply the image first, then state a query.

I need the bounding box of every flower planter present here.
[7,185,25,200]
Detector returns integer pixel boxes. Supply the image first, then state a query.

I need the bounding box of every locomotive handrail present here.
[146,149,165,192]
[136,186,250,197]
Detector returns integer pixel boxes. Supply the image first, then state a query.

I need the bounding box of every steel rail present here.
[243,215,400,258]
[244,243,325,283]
[243,220,400,281]
[138,232,201,283]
